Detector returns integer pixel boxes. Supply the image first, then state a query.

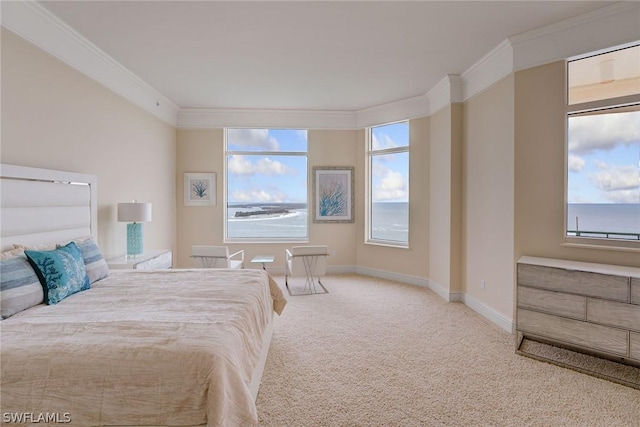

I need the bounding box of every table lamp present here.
[117,201,152,257]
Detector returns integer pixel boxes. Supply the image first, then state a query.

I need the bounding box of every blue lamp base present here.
[126,222,144,256]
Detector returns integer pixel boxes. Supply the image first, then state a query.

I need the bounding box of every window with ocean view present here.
[367,121,409,246]
[225,129,308,240]
[566,44,640,244]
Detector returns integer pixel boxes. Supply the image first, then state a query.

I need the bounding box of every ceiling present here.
[39,1,614,112]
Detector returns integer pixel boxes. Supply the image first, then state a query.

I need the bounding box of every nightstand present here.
[107,250,172,270]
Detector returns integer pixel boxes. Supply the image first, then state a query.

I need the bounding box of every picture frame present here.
[184,173,216,206]
[313,166,354,223]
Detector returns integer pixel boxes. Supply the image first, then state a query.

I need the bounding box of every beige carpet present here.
[256,274,640,426]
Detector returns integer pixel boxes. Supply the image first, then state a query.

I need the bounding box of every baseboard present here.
[426,278,463,302]
[461,293,515,334]
[355,266,428,287]
[328,265,357,274]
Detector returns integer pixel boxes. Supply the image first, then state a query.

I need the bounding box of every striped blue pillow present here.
[75,237,109,284]
[0,255,44,318]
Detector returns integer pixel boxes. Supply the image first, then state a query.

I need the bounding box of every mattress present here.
[0,268,285,426]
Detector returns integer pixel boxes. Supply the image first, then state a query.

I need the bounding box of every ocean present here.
[227,204,308,239]
[567,203,639,239]
[226,203,639,241]
[370,202,409,242]
[227,202,409,241]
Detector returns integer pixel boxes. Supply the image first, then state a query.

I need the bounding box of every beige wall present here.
[0,29,177,260]
[514,61,639,268]
[175,129,225,268]
[462,76,515,318]
[355,117,430,280]
[175,128,359,269]
[429,106,463,296]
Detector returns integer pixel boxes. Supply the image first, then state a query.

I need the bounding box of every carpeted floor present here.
[256,274,640,426]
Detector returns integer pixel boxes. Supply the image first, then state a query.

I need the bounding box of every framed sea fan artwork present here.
[184,173,216,206]
[313,166,354,223]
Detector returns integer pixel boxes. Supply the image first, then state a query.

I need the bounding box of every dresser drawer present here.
[517,308,628,356]
[587,298,640,332]
[632,278,640,305]
[517,286,586,320]
[517,263,629,302]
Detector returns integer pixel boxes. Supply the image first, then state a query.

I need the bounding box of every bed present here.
[0,163,286,427]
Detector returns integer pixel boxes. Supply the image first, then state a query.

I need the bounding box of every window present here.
[566,44,640,245]
[225,129,308,240]
[367,121,409,246]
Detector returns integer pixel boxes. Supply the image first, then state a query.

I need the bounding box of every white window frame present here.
[563,43,640,252]
[366,121,410,248]
[224,128,309,243]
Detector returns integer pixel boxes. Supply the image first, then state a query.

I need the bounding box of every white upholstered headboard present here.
[0,164,98,251]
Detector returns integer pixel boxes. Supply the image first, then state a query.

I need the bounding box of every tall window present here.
[566,44,640,244]
[367,121,410,246]
[226,129,308,240]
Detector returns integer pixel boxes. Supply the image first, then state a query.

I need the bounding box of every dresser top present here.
[518,256,640,278]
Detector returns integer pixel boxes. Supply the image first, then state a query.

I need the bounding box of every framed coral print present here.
[313,166,354,223]
[184,173,216,206]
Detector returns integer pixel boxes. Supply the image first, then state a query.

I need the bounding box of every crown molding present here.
[355,94,430,129]
[3,0,638,130]
[461,39,513,101]
[509,1,640,72]
[427,75,464,115]
[177,108,358,130]
[1,0,179,126]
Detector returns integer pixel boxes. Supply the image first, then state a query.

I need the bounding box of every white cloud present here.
[568,111,640,155]
[255,157,291,175]
[589,162,639,203]
[227,129,280,150]
[372,133,399,151]
[232,188,288,203]
[603,189,640,203]
[228,155,292,176]
[568,155,585,173]
[228,155,253,174]
[374,169,407,201]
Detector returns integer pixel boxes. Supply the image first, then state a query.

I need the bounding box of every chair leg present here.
[303,257,328,295]
[285,255,328,296]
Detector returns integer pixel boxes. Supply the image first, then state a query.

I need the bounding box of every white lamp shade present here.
[118,202,152,223]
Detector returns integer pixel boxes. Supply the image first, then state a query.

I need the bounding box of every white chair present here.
[191,245,245,269]
[285,245,329,295]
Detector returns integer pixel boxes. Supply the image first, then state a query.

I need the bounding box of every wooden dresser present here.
[516,256,640,366]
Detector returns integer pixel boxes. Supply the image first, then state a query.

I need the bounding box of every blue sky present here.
[567,110,640,204]
[370,122,409,202]
[226,111,639,207]
[227,129,308,203]
[226,125,410,204]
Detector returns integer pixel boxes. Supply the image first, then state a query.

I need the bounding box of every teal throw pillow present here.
[25,241,90,305]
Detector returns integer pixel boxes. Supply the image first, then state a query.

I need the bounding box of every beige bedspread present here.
[0,269,286,427]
